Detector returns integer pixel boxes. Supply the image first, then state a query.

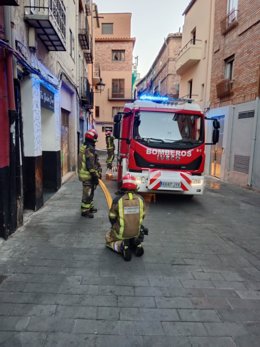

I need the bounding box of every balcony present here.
[216,79,234,99]
[82,36,93,63]
[221,10,239,35]
[24,0,66,51]
[80,77,93,109]
[92,63,101,85]
[176,39,202,75]
[108,89,134,102]
[78,19,91,50]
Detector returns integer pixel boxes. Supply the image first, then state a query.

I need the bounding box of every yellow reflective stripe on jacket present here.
[117,198,125,239]
[109,212,117,219]
[138,197,144,224]
[79,144,96,181]
[128,192,133,200]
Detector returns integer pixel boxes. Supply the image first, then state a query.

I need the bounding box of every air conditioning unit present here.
[28,27,37,51]
[216,79,233,99]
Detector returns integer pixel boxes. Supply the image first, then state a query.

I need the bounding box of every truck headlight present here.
[191,179,203,186]
[136,177,142,185]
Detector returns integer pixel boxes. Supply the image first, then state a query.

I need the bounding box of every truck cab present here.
[113,96,219,195]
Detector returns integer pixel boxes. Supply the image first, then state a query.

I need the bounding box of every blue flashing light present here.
[139,94,169,103]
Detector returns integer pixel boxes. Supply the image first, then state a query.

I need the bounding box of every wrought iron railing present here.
[80,77,93,108]
[24,0,66,43]
[221,10,239,35]
[177,39,202,58]
[216,79,234,99]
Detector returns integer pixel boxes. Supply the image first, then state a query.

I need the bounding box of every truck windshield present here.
[134,111,203,146]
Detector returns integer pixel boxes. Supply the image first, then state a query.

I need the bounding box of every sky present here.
[94,0,191,78]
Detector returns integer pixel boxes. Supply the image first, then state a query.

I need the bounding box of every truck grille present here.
[134,153,202,171]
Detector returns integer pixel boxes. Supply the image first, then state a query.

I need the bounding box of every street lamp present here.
[95,78,105,93]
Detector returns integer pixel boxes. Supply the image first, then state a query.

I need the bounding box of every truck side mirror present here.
[113,123,120,139]
[113,113,121,139]
[212,129,219,144]
[114,113,122,123]
[213,119,220,129]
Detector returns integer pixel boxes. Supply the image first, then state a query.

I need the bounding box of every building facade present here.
[208,0,260,188]
[136,33,182,98]
[176,0,215,110]
[93,12,135,150]
[0,0,97,239]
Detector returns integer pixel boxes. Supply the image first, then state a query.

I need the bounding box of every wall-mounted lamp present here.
[95,78,105,93]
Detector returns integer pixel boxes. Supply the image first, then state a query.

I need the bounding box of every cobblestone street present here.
[0,158,260,346]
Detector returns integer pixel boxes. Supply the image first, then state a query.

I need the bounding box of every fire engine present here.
[113,95,220,196]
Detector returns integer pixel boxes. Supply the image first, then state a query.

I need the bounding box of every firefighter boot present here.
[90,207,98,213]
[81,210,94,218]
[135,243,144,257]
[121,239,132,261]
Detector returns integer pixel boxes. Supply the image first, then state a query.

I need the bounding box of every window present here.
[102,126,113,132]
[102,23,113,34]
[95,106,100,118]
[112,50,125,61]
[69,29,75,59]
[227,0,238,13]
[201,84,204,101]
[227,0,238,22]
[188,79,193,98]
[224,55,235,80]
[112,79,124,98]
[191,28,196,44]
[112,106,123,118]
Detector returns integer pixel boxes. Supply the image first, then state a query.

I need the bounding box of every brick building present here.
[207,0,260,188]
[136,33,182,98]
[93,12,135,149]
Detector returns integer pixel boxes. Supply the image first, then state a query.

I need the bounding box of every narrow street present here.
[0,155,260,347]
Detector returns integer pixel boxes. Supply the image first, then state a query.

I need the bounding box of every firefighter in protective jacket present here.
[78,129,101,218]
[106,173,146,261]
[105,130,115,169]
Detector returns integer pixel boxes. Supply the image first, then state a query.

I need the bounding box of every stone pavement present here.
[0,157,260,346]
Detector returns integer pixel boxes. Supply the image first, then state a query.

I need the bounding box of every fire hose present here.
[98,179,113,209]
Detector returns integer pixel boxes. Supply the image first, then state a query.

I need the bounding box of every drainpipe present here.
[248,97,259,187]
[4,6,18,233]
[4,6,16,114]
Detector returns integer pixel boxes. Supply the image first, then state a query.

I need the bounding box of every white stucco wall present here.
[21,76,42,157]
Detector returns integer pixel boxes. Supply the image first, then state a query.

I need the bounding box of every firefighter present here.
[78,129,101,218]
[105,173,146,261]
[105,130,115,169]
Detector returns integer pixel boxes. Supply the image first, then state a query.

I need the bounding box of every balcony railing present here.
[80,77,93,109]
[78,29,90,50]
[221,10,239,35]
[176,39,202,75]
[24,0,66,51]
[78,18,91,50]
[108,88,134,101]
[85,0,92,16]
[216,79,234,99]
[83,35,93,63]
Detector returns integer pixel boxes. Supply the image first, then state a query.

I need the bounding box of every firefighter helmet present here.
[85,129,97,142]
[122,173,137,190]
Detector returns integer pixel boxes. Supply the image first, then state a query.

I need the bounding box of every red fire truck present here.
[113,95,220,196]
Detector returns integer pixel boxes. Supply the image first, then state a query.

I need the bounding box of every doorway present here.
[61,109,70,176]
[210,116,224,178]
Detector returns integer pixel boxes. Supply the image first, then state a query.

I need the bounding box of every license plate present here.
[160,181,181,188]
